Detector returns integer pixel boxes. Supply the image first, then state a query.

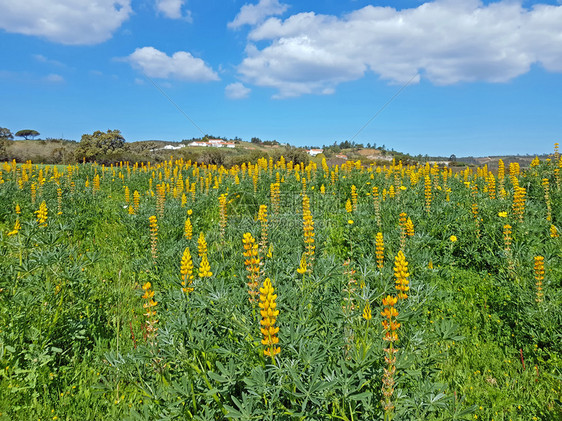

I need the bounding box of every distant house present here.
[335,154,348,160]
[188,141,208,147]
[307,148,324,157]
[162,144,185,150]
[188,139,235,148]
[149,143,186,152]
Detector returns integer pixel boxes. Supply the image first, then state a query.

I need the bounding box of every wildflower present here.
[302,195,315,264]
[394,251,410,300]
[35,201,48,227]
[348,219,354,225]
[93,174,100,193]
[270,183,281,215]
[375,232,384,269]
[350,185,358,211]
[7,219,20,236]
[405,217,414,237]
[133,190,140,211]
[534,256,544,304]
[243,233,261,303]
[197,232,208,257]
[542,178,552,222]
[218,193,227,239]
[180,247,194,294]
[297,254,307,275]
[345,198,353,213]
[372,186,381,227]
[149,216,158,261]
[362,301,372,320]
[424,175,432,213]
[259,278,280,361]
[450,235,457,243]
[141,281,158,344]
[57,188,63,215]
[498,211,507,218]
[257,205,268,254]
[198,254,213,278]
[550,225,559,238]
[512,186,526,222]
[184,218,193,239]
[381,294,399,415]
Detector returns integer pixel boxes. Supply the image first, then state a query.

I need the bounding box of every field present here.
[0,153,561,420]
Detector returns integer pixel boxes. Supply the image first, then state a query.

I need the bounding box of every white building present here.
[307,148,324,156]
[188,139,235,148]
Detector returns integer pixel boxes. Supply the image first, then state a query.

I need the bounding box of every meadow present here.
[0,151,561,420]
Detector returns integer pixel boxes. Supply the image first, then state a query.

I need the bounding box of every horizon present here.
[1,0,561,157]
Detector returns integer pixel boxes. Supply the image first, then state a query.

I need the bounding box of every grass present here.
[0,156,561,420]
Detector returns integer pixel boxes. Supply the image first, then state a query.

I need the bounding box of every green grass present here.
[0,158,561,420]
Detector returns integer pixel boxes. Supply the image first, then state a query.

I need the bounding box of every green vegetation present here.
[15,129,40,140]
[0,152,560,419]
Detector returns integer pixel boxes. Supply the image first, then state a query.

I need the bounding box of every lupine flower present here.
[243,232,261,303]
[198,254,213,278]
[35,201,48,227]
[180,247,194,294]
[394,251,410,300]
[534,256,545,304]
[7,219,20,236]
[381,294,399,415]
[149,216,158,260]
[259,278,280,361]
[375,232,384,269]
[362,301,372,321]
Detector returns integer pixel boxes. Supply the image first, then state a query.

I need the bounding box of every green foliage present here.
[0,127,13,140]
[15,129,40,140]
[75,130,127,163]
[0,155,560,420]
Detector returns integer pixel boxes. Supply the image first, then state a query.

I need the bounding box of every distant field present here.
[1,152,560,419]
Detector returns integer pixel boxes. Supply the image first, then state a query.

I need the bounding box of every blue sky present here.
[1,0,562,157]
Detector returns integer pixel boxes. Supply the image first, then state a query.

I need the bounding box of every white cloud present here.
[0,0,132,45]
[236,1,562,97]
[127,47,219,82]
[228,0,289,29]
[156,0,192,21]
[33,54,65,67]
[225,82,251,99]
[44,73,64,83]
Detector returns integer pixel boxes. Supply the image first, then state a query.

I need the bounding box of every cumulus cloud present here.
[127,47,219,82]
[229,0,289,29]
[0,0,132,45]
[236,0,562,97]
[156,0,192,20]
[225,82,251,99]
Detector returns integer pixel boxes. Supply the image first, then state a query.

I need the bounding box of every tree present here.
[251,137,262,144]
[16,129,40,140]
[75,129,127,162]
[0,127,13,140]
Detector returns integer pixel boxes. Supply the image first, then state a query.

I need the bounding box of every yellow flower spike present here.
[180,247,194,294]
[362,301,372,320]
[394,251,410,300]
[34,201,48,227]
[258,278,280,360]
[297,253,307,275]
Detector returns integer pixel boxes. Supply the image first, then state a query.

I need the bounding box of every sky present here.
[1,0,562,157]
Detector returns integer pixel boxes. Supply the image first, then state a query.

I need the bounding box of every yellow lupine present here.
[259,278,280,360]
